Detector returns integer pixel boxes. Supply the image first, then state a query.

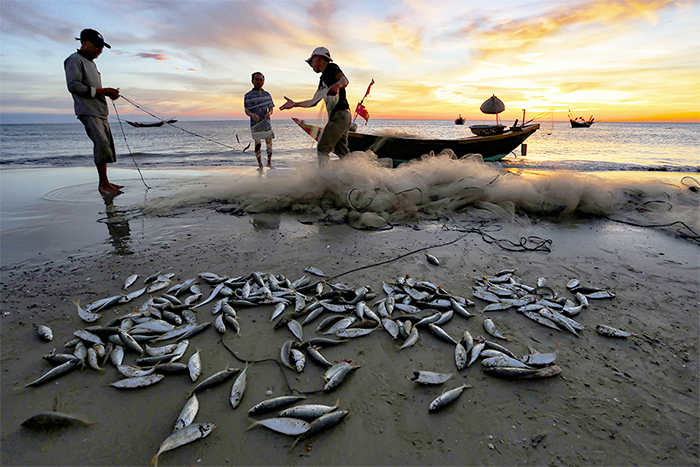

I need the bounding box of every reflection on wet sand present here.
[99,195,133,255]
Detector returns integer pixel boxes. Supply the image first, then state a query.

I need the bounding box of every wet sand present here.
[1,166,698,466]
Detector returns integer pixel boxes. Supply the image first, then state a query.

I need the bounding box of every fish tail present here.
[149,453,159,467]
[288,436,301,452]
[245,418,259,431]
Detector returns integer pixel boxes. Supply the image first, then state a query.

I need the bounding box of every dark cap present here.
[76,29,111,49]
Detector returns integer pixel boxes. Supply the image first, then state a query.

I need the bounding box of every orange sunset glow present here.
[0,0,698,124]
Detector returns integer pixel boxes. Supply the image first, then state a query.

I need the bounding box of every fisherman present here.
[64,29,122,196]
[279,47,351,167]
[244,72,275,169]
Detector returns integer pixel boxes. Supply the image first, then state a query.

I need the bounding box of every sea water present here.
[1,119,698,172]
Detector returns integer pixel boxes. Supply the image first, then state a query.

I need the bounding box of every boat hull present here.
[292,118,539,166]
[570,119,593,128]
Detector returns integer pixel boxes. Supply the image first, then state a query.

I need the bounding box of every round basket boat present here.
[469,124,506,137]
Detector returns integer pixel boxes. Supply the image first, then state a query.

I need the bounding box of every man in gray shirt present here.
[64,29,122,196]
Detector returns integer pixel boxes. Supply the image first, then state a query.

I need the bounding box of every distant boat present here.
[454,114,465,125]
[568,111,594,128]
[126,119,177,128]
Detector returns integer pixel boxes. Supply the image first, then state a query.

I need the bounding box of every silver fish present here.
[461,330,474,354]
[117,364,155,378]
[596,324,632,338]
[86,295,122,313]
[191,366,240,393]
[246,417,310,436]
[119,286,147,304]
[280,340,295,370]
[481,355,534,370]
[271,302,287,322]
[521,311,561,330]
[382,318,400,339]
[229,366,247,409]
[74,300,101,323]
[191,283,225,309]
[539,308,580,337]
[410,370,455,385]
[123,274,139,290]
[323,364,360,392]
[335,327,375,338]
[174,394,199,431]
[35,324,53,341]
[110,374,165,389]
[73,329,103,347]
[394,303,421,314]
[399,326,419,350]
[455,343,467,370]
[426,253,440,265]
[288,410,349,451]
[324,361,353,381]
[110,345,124,366]
[304,266,326,277]
[25,359,79,387]
[287,319,303,341]
[429,384,472,412]
[214,314,227,333]
[290,349,306,373]
[520,343,560,367]
[324,317,356,335]
[145,342,179,357]
[147,280,171,294]
[566,278,580,290]
[248,396,306,415]
[278,399,340,420]
[151,422,216,467]
[575,292,589,308]
[428,323,458,345]
[306,346,333,367]
[188,349,202,382]
[483,318,512,341]
[86,348,104,371]
[482,302,514,312]
[467,339,486,367]
[586,290,616,299]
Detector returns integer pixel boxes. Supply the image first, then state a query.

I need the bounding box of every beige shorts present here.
[78,115,117,165]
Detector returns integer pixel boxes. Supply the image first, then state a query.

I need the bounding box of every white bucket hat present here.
[305,47,332,64]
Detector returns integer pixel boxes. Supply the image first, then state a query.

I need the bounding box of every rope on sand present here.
[111,100,151,189]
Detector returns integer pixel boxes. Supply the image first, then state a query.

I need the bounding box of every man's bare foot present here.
[99,185,123,196]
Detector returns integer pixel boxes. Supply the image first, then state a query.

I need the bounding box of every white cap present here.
[305,47,332,64]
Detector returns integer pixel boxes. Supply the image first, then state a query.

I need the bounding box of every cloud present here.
[135,53,169,61]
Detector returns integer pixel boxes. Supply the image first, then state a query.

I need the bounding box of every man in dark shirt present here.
[280,47,350,166]
[64,29,122,195]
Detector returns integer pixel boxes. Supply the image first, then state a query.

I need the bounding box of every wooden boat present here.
[126,119,177,128]
[570,117,594,128]
[292,118,540,165]
[568,111,594,128]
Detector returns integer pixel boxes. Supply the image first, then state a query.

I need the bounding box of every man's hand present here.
[279,97,296,110]
[99,87,120,100]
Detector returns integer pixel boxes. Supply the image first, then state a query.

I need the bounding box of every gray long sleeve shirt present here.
[64,51,108,117]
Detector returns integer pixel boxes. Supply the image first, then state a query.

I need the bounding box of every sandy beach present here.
[1,163,698,466]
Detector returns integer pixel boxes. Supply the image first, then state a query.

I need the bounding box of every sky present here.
[1,0,699,124]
